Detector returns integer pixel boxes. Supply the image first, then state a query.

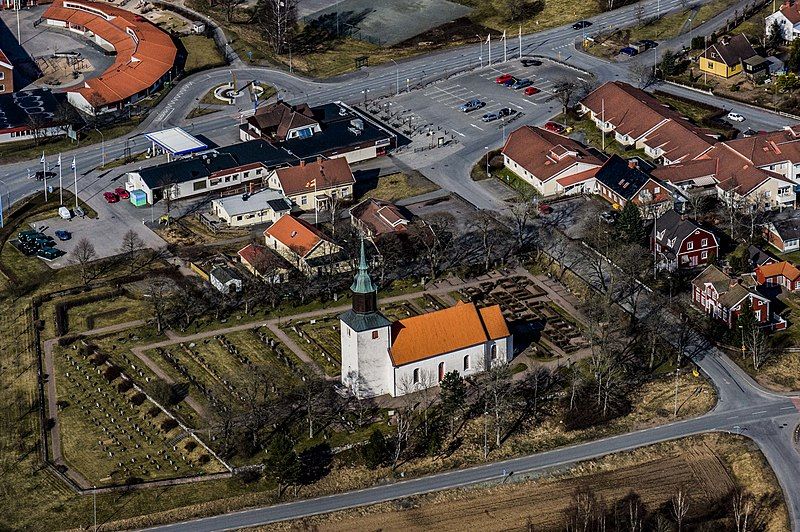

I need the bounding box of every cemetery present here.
[53,341,227,486]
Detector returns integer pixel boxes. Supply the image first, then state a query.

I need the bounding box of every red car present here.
[524,86,541,96]
[495,73,513,84]
[103,191,119,203]
[114,187,130,200]
[544,121,566,134]
[538,203,553,215]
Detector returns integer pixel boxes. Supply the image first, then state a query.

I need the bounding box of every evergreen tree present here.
[362,429,389,468]
[616,202,645,244]
[439,370,467,437]
[264,433,299,496]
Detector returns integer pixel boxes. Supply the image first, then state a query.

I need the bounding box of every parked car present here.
[495,73,513,84]
[459,99,485,112]
[55,230,71,241]
[114,187,130,199]
[498,107,517,117]
[520,58,542,67]
[512,78,532,90]
[743,128,758,137]
[599,211,618,224]
[640,39,659,49]
[544,121,566,133]
[502,77,517,87]
[482,112,501,122]
[103,192,119,203]
[620,46,638,56]
[524,86,541,96]
[538,203,553,215]
[573,20,592,29]
[727,112,746,122]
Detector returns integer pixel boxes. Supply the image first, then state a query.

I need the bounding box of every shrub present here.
[117,380,134,393]
[103,365,121,382]
[160,418,178,432]
[130,393,146,406]
[362,429,390,468]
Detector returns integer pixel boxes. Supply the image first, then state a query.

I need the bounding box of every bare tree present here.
[550,77,593,121]
[213,0,245,22]
[70,237,97,285]
[482,361,513,447]
[255,0,298,55]
[414,215,454,282]
[745,324,773,371]
[471,209,504,272]
[146,277,173,333]
[118,229,145,275]
[671,487,691,532]
[732,490,754,532]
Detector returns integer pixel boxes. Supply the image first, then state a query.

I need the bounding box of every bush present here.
[117,379,134,393]
[130,392,146,406]
[234,468,262,484]
[103,365,121,382]
[362,429,390,468]
[89,353,109,366]
[184,440,198,452]
[160,418,178,432]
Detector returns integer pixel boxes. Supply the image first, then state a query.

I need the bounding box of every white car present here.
[727,112,745,122]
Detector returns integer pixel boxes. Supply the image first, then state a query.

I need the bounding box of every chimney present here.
[299,160,305,167]
[628,160,638,169]
[316,156,324,165]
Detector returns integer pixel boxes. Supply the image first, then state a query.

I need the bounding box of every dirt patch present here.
[268,436,750,532]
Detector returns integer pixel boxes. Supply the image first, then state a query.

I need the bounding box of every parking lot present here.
[387,60,579,142]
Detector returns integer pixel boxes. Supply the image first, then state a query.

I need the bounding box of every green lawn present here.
[561,114,649,160]
[355,172,439,202]
[495,167,540,198]
[180,35,226,74]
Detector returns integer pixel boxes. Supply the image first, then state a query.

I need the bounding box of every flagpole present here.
[503,30,507,63]
[41,152,48,202]
[488,34,491,66]
[519,25,522,59]
[601,98,605,151]
[58,153,63,206]
[73,157,78,210]
[314,180,318,225]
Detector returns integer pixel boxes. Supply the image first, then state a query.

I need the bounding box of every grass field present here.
[355,172,439,202]
[273,433,787,532]
[455,0,600,33]
[180,35,226,74]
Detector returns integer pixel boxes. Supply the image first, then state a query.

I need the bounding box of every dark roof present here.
[281,112,392,160]
[339,309,392,332]
[593,155,651,201]
[136,140,295,190]
[267,198,292,212]
[771,217,800,241]
[652,210,713,256]
[210,265,241,284]
[249,101,317,139]
[748,245,776,267]
[0,89,77,133]
[702,34,758,66]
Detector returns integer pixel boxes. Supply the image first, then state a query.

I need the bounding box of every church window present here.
[372,330,379,339]
[413,368,420,384]
[490,344,498,360]
[438,362,445,382]
[463,354,470,371]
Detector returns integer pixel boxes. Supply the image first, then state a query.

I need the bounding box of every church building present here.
[340,242,513,398]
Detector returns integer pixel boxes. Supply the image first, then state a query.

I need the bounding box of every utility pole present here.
[93,485,97,532]
[483,410,488,459]
[601,98,605,151]
[390,59,399,96]
[72,157,78,210]
[15,0,21,44]
[58,153,63,206]
[476,34,483,67]
[40,152,48,202]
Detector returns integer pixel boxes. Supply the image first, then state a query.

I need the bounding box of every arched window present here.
[490,343,498,360]
[413,368,420,384]
[463,354,470,371]
[438,362,445,382]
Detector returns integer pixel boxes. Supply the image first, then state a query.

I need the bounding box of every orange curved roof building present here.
[42,0,177,114]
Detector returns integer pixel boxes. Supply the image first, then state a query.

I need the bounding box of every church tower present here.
[339,240,392,397]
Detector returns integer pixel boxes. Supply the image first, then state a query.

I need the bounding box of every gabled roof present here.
[274,157,355,196]
[757,261,800,281]
[701,34,758,66]
[250,100,318,138]
[692,265,764,308]
[748,245,775,267]
[641,118,714,162]
[210,265,241,284]
[238,243,291,274]
[720,127,800,168]
[350,198,410,236]
[770,216,800,241]
[775,1,800,24]
[0,48,12,70]
[653,210,715,255]
[389,302,509,366]
[501,126,602,182]
[264,215,332,258]
[555,166,601,187]
[651,158,719,185]
[701,143,792,196]
[593,155,653,201]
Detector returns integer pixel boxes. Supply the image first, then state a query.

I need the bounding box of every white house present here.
[211,188,292,227]
[766,1,800,42]
[340,242,513,398]
[209,265,243,294]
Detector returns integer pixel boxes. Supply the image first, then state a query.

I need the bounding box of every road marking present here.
[751,410,767,415]
[470,123,485,131]
[780,406,796,411]
[452,129,466,137]
[520,99,538,106]
[510,102,525,110]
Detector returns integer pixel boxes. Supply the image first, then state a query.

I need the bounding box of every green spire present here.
[350,238,377,294]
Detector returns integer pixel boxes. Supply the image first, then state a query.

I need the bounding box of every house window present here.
[687,241,694,250]
[244,171,250,178]
[701,250,708,259]
[755,310,762,321]
[301,196,308,205]
[413,368,420,384]
[372,330,379,339]
[701,238,708,247]
[193,181,207,191]
[463,354,470,371]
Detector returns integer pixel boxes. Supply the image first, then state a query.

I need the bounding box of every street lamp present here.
[476,34,483,68]
[361,88,370,106]
[94,128,105,168]
[485,146,490,178]
[390,59,399,96]
[0,177,11,229]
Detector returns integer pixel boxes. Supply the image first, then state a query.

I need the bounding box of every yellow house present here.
[699,34,758,78]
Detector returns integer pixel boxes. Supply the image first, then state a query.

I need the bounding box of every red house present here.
[651,210,718,271]
[691,265,772,328]
[755,261,800,292]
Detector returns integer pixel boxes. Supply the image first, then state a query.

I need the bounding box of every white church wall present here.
[392,343,487,397]
[340,321,393,398]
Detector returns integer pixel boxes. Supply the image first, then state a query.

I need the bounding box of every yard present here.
[354,171,439,202]
[180,35,227,74]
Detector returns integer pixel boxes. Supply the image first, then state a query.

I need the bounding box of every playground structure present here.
[36,52,93,87]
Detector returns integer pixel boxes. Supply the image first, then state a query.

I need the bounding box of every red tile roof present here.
[43,0,176,108]
[350,198,409,236]
[0,48,11,69]
[778,1,800,24]
[274,158,355,196]
[701,143,792,195]
[721,128,800,168]
[238,243,289,274]
[502,126,602,182]
[264,215,330,258]
[555,166,600,187]
[756,261,800,281]
[389,302,509,366]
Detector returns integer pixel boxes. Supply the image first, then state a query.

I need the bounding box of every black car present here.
[572,20,592,29]
[640,39,658,49]
[498,108,517,117]
[520,58,542,67]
